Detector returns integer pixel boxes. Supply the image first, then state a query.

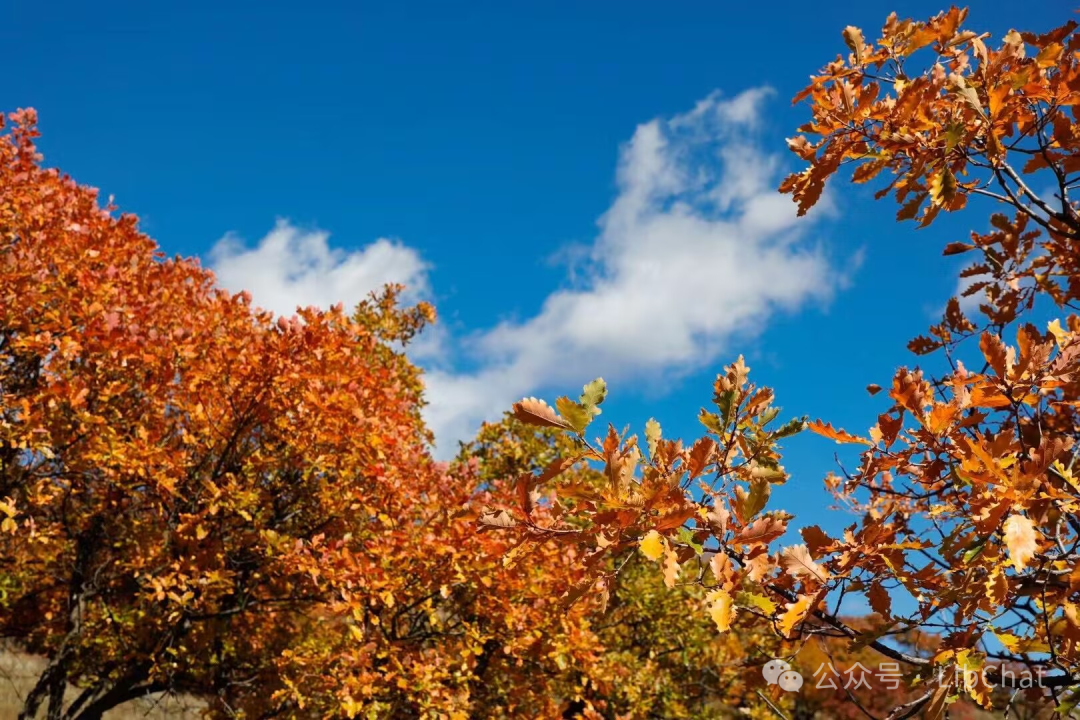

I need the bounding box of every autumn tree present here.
[0,110,615,720]
[0,104,797,720]
[488,8,1080,719]
[0,105,463,718]
[459,415,789,719]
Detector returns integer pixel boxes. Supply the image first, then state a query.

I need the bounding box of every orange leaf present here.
[807,420,871,445]
[686,436,716,479]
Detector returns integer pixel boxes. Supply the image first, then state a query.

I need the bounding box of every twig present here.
[755,689,791,720]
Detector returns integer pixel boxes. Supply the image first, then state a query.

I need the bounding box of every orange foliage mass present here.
[493,9,1080,718]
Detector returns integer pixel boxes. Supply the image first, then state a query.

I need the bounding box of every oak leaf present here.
[778,595,813,638]
[639,529,665,561]
[1002,514,1038,572]
[780,544,830,584]
[707,589,736,632]
[512,397,571,429]
[807,420,871,445]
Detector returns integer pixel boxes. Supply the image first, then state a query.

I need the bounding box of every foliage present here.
[460,416,788,719]
[489,9,1080,718]
[0,111,591,719]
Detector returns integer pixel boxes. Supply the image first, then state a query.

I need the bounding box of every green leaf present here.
[773,416,807,440]
[579,377,607,416]
[737,479,771,522]
[699,409,725,435]
[645,418,662,459]
[715,390,736,423]
[676,527,703,555]
[944,121,965,152]
[760,406,780,426]
[555,396,593,434]
[1055,686,1080,715]
[962,537,988,564]
[736,591,777,614]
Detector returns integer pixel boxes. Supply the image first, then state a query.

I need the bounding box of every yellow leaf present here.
[639,530,665,561]
[707,589,737,632]
[341,696,362,718]
[842,25,865,64]
[992,630,1021,653]
[645,418,661,459]
[1048,318,1067,346]
[736,591,777,615]
[1036,42,1064,68]
[662,546,680,588]
[929,167,957,205]
[1002,514,1038,572]
[956,649,993,708]
[1053,460,1080,494]
[779,595,813,638]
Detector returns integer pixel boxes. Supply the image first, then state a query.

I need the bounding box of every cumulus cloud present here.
[424,88,840,450]
[209,220,430,318]
[209,89,842,456]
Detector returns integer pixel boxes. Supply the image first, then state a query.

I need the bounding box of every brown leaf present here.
[478,508,518,530]
[686,436,716,479]
[979,331,1010,378]
[943,241,975,256]
[908,335,941,355]
[706,504,730,536]
[923,681,952,720]
[867,581,892,619]
[781,544,830,584]
[654,505,697,532]
[511,397,571,429]
[735,516,787,546]
[800,525,835,558]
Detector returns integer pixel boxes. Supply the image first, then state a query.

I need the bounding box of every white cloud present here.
[424,88,840,453]
[209,89,843,457]
[209,220,430,318]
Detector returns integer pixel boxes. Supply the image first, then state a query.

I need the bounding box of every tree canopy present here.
[5,5,1080,719]
[491,9,1080,719]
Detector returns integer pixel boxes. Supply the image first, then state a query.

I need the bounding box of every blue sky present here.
[2,1,1071,551]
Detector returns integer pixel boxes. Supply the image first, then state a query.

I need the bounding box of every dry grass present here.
[0,648,204,719]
